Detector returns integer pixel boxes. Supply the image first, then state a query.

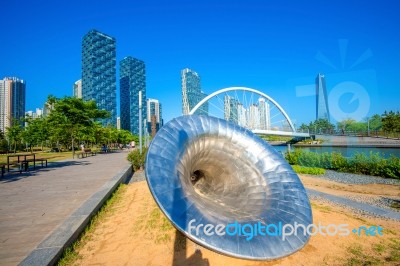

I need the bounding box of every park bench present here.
[6,154,48,173]
[77,149,96,159]
[0,164,5,178]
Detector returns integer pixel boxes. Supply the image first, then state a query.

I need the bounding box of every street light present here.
[139,91,142,154]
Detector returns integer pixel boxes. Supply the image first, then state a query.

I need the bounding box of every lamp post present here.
[139,91,142,155]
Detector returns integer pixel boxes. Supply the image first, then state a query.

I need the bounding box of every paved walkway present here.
[307,189,400,220]
[0,150,132,266]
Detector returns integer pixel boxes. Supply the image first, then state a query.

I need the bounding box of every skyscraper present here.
[146,98,163,137]
[181,68,208,115]
[316,73,330,122]
[82,29,117,126]
[0,77,26,132]
[120,56,146,135]
[73,79,82,98]
[237,103,247,127]
[258,98,271,130]
[247,104,260,129]
[224,95,239,124]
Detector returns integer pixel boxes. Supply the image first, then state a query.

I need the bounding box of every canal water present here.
[272,145,400,158]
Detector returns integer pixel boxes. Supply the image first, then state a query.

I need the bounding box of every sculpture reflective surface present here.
[145,115,312,260]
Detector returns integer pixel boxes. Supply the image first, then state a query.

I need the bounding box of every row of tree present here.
[298,111,400,134]
[0,96,137,157]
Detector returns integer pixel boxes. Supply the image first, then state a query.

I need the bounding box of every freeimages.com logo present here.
[188,219,383,241]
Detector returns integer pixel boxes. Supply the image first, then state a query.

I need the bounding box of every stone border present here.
[20,164,133,266]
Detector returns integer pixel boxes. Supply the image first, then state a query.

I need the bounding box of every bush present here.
[284,149,400,179]
[127,148,148,170]
[292,165,326,175]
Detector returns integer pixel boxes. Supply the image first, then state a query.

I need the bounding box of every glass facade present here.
[181,68,208,115]
[82,29,117,127]
[316,73,330,122]
[120,56,146,135]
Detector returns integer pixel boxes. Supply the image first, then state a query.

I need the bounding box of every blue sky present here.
[1,0,399,126]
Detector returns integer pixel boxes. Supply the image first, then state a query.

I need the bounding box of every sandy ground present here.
[64,177,400,266]
[300,175,400,198]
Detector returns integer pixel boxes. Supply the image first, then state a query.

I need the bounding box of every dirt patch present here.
[66,180,400,266]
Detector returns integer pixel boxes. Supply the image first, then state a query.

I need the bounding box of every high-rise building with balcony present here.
[146,98,163,137]
[0,77,26,132]
[237,103,247,127]
[258,98,271,130]
[82,29,117,126]
[247,104,260,129]
[316,73,330,122]
[120,56,146,135]
[181,68,208,115]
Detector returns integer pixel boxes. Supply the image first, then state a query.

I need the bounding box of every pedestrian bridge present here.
[188,87,310,138]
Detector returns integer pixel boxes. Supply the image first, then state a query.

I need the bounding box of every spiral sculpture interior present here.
[145,115,312,260]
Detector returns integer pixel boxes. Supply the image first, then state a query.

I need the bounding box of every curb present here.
[20,164,133,266]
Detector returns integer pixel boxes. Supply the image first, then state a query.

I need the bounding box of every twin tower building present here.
[80,29,161,135]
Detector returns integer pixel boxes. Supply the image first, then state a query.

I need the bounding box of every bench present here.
[6,154,48,173]
[23,158,48,170]
[0,164,5,178]
[77,149,96,159]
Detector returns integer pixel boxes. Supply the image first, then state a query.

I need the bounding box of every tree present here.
[309,119,335,134]
[117,129,135,144]
[382,111,400,133]
[298,123,309,132]
[0,129,8,151]
[368,114,382,131]
[337,118,358,132]
[47,96,110,158]
[5,119,23,153]
[23,115,50,152]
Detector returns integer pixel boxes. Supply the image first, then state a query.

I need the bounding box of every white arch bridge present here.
[188,87,310,138]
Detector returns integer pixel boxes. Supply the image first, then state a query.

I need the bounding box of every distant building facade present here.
[224,95,239,124]
[116,117,121,130]
[258,98,271,130]
[146,98,163,137]
[119,56,146,135]
[0,77,26,132]
[25,108,43,119]
[82,29,117,127]
[73,79,82,98]
[181,68,208,115]
[316,73,330,122]
[222,95,271,130]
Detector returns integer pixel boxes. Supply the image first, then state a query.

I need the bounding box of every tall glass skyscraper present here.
[0,77,26,132]
[120,56,146,135]
[82,29,117,126]
[181,68,208,115]
[316,73,330,122]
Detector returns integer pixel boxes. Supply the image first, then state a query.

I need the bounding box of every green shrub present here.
[127,148,148,170]
[292,165,326,175]
[284,149,399,179]
[331,152,348,169]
